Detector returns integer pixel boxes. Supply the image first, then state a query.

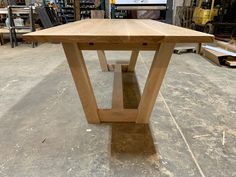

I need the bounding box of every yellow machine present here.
[192,0,218,26]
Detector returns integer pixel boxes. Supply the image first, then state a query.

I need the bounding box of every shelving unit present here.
[56,0,75,23]
[7,5,36,48]
[80,0,96,19]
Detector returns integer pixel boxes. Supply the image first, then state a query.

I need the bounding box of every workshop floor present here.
[0,43,235,177]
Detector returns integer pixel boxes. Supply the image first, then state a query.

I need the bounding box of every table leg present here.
[128,50,139,72]
[0,33,4,45]
[136,43,175,123]
[62,43,100,123]
[197,43,202,54]
[97,50,108,72]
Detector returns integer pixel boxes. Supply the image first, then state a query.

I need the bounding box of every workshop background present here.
[0,0,235,177]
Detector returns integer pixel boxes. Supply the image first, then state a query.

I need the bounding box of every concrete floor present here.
[0,43,235,177]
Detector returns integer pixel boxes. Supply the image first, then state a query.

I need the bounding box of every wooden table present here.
[23,19,214,124]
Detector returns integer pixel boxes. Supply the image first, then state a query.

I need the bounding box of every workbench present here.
[23,19,214,124]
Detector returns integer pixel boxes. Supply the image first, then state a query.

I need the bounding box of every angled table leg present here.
[128,50,139,72]
[62,43,100,123]
[97,50,108,72]
[136,43,175,123]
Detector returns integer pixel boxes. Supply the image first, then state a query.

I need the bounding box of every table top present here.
[23,19,214,43]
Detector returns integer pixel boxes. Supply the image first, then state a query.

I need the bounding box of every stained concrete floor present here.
[0,43,235,177]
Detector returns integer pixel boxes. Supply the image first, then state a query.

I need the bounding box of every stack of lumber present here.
[202,40,236,67]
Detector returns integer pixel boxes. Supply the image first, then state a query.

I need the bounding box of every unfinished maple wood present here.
[216,40,236,53]
[97,50,108,71]
[108,62,129,72]
[202,47,221,66]
[78,43,159,50]
[23,19,214,44]
[62,43,100,123]
[136,43,176,123]
[112,64,124,109]
[23,19,214,124]
[128,50,139,72]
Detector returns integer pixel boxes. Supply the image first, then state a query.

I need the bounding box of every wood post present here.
[112,64,124,109]
[97,50,108,71]
[136,43,175,123]
[128,50,139,72]
[62,43,100,123]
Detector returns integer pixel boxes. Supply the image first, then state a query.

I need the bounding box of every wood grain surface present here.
[23,19,214,43]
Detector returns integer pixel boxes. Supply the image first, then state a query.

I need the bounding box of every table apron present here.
[78,42,161,50]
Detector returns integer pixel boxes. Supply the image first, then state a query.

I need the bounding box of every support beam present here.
[197,43,202,54]
[79,43,160,50]
[62,43,100,123]
[108,63,128,72]
[112,64,123,109]
[136,43,175,123]
[128,50,139,72]
[97,50,108,71]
